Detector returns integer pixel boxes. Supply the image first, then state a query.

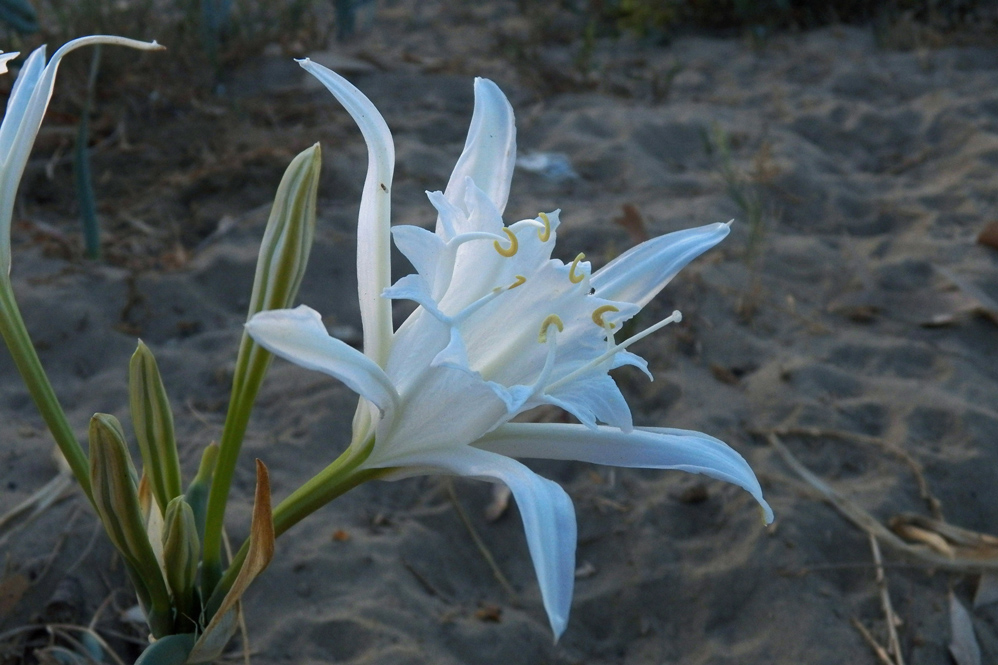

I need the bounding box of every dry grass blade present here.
[768,433,998,573]
[889,514,998,560]
[936,266,998,325]
[851,617,896,665]
[869,534,904,665]
[445,480,518,602]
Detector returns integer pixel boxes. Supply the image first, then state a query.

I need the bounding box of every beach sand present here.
[2,3,998,663]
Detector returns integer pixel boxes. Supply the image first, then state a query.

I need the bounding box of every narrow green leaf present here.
[129,341,183,515]
[185,442,218,543]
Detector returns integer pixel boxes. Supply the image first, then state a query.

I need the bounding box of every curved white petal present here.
[0,51,18,75]
[476,423,773,523]
[299,59,394,367]
[245,306,399,416]
[390,224,446,290]
[440,78,516,225]
[370,446,576,639]
[544,374,633,432]
[590,222,730,308]
[1,36,162,276]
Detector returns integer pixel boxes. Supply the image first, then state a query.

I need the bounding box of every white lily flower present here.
[246,61,773,639]
[0,36,163,276]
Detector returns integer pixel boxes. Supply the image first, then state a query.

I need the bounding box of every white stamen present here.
[546,310,682,392]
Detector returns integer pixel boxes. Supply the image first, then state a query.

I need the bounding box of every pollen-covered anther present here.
[538,314,564,343]
[493,228,518,257]
[591,305,620,329]
[569,253,586,284]
[537,212,551,242]
[509,275,527,289]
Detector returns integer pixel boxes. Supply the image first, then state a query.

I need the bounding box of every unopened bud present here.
[129,340,182,515]
[248,143,321,317]
[89,413,171,636]
[163,496,200,627]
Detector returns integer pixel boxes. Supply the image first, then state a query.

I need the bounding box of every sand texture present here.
[2,5,998,664]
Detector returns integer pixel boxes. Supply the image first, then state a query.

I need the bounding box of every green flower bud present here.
[129,340,182,516]
[163,496,200,629]
[88,413,172,636]
[185,442,218,543]
[248,142,321,316]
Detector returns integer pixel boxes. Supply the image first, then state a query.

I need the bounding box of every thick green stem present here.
[200,338,271,597]
[0,278,92,505]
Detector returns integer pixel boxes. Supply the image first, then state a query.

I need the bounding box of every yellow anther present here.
[592,305,620,329]
[538,314,564,343]
[509,275,527,289]
[569,253,586,284]
[493,228,518,257]
[537,212,551,242]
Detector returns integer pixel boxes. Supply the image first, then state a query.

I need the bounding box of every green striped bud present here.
[89,413,172,636]
[129,340,182,516]
[163,496,200,629]
[186,442,218,543]
[248,142,321,317]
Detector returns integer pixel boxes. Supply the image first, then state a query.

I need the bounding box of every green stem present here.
[0,279,93,505]
[200,337,271,597]
[205,439,383,619]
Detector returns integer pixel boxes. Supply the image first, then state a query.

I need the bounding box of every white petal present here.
[390,224,446,291]
[245,305,399,416]
[611,350,652,380]
[382,273,446,320]
[590,222,730,308]
[476,423,774,523]
[440,78,516,224]
[0,51,19,75]
[299,59,394,367]
[1,37,162,275]
[371,446,576,639]
[544,373,633,432]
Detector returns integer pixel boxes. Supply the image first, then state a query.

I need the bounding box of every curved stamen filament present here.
[591,305,619,329]
[546,310,682,392]
[493,228,518,257]
[537,212,551,242]
[538,314,564,343]
[569,253,586,284]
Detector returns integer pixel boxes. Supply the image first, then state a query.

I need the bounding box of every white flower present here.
[246,61,773,639]
[0,36,163,276]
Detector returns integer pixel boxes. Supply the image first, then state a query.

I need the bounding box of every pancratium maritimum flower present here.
[246,61,773,639]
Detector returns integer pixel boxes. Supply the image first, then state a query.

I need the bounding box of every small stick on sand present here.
[851,617,895,665]
[445,480,519,603]
[869,533,905,665]
[768,433,998,573]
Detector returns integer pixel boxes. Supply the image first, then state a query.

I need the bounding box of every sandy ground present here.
[2,3,998,663]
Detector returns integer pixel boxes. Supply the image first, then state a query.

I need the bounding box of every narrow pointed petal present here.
[440,78,516,225]
[299,59,394,367]
[372,446,576,639]
[590,222,730,308]
[390,224,446,291]
[476,423,773,523]
[1,36,163,275]
[245,306,399,416]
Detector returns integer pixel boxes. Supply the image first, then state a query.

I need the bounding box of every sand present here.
[2,3,998,663]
